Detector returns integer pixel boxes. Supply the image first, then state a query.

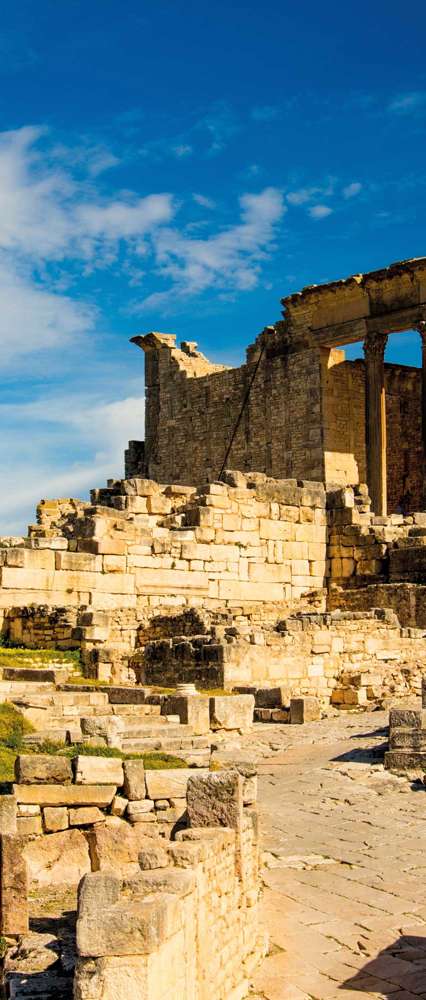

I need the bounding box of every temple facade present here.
[128,257,426,515]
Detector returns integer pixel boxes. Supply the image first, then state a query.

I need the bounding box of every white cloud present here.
[0,394,144,534]
[0,257,95,365]
[287,188,316,206]
[139,186,286,307]
[308,204,333,220]
[0,125,175,366]
[343,181,362,199]
[193,193,216,209]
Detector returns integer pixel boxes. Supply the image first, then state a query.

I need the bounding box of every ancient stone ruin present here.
[1,257,426,997]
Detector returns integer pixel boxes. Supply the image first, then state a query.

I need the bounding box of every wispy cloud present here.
[193,193,216,209]
[343,181,362,199]
[308,204,333,220]
[137,186,286,308]
[388,91,426,114]
[0,393,144,534]
[0,125,174,366]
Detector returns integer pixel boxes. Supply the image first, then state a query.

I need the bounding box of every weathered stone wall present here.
[2,605,79,649]
[321,353,422,511]
[141,609,426,706]
[0,475,327,681]
[133,333,325,486]
[1,768,265,999]
[73,772,264,1000]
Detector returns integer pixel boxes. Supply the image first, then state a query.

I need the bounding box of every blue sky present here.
[1,0,425,533]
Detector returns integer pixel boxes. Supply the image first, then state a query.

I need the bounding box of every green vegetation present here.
[0,702,187,785]
[0,702,34,749]
[0,645,81,669]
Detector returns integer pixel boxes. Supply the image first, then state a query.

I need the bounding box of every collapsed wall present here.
[1,471,425,703]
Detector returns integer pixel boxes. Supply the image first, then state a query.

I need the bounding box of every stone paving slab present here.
[245,710,426,1000]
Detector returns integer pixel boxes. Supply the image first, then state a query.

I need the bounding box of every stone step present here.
[122,722,192,738]
[1,666,73,684]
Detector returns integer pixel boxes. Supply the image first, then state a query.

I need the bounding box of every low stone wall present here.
[1,604,79,649]
[1,769,265,1000]
[74,772,265,1000]
[327,581,426,629]
[140,609,426,707]
[5,755,211,866]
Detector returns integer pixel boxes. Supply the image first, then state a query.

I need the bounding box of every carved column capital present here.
[363,330,388,363]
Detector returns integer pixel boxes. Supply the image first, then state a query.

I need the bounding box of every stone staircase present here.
[0,667,212,762]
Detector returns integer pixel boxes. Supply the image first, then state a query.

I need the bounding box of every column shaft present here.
[364,332,388,516]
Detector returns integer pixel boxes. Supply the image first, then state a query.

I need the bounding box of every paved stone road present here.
[247,711,426,1000]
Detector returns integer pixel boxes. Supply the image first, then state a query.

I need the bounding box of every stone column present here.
[363,331,388,516]
[417,321,426,462]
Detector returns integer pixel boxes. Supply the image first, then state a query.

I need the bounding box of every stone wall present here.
[0,474,327,681]
[141,609,426,707]
[73,772,264,1000]
[132,332,325,485]
[321,353,422,511]
[1,768,265,1000]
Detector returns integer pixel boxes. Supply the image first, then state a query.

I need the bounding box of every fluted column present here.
[363,331,388,516]
[416,321,426,465]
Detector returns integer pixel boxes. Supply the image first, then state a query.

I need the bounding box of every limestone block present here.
[138,845,169,869]
[146,495,172,514]
[259,519,293,541]
[135,567,209,595]
[15,755,73,785]
[14,784,117,807]
[23,828,91,887]
[77,871,178,957]
[290,697,321,724]
[0,795,17,835]
[122,478,161,496]
[187,771,243,831]
[0,834,29,934]
[145,768,208,801]
[123,760,146,801]
[127,800,155,822]
[218,579,284,602]
[69,807,105,826]
[73,955,150,999]
[43,806,68,832]
[111,795,128,817]
[248,562,291,583]
[103,554,127,573]
[5,547,55,570]
[17,814,43,835]
[209,695,254,733]
[74,756,124,787]
[55,551,102,572]
[163,694,210,735]
[86,819,161,876]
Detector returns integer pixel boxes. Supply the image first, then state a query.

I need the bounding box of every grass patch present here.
[0,702,34,749]
[0,646,81,669]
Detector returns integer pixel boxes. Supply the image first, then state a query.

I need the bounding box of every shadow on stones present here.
[342,934,426,996]
[3,913,76,1000]
[331,744,388,764]
[348,727,389,739]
